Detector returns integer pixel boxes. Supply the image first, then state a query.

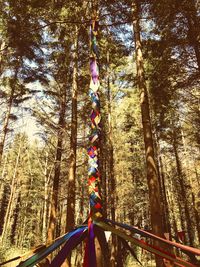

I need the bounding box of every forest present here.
[0,0,199,266]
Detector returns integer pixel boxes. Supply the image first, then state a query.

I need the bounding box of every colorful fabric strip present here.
[50,228,87,267]
[88,17,102,216]
[95,221,197,267]
[104,218,200,256]
[88,221,97,267]
[17,226,87,267]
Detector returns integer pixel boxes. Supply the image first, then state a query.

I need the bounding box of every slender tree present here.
[132,1,165,266]
[66,27,78,233]
[47,84,67,243]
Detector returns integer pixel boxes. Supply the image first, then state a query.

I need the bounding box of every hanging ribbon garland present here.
[88,17,102,217]
[83,16,102,267]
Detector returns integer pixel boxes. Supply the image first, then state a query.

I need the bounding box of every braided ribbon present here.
[88,18,102,217]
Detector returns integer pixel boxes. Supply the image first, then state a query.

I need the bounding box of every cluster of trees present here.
[0,0,199,266]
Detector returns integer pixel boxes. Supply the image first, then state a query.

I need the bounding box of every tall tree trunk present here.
[0,40,6,76]
[11,193,21,244]
[191,193,200,244]
[42,152,52,243]
[18,212,27,249]
[181,129,200,243]
[155,135,171,234]
[107,54,115,224]
[99,118,107,217]
[47,86,66,244]
[171,201,181,257]
[65,28,78,267]
[132,1,165,266]
[16,146,35,248]
[66,27,78,233]
[0,152,8,196]
[1,140,21,245]
[154,133,167,233]
[107,51,116,267]
[0,184,10,235]
[172,132,199,264]
[159,155,171,234]
[172,132,195,247]
[0,85,14,165]
[184,0,200,71]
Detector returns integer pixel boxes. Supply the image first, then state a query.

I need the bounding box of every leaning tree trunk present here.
[47,86,66,244]
[132,1,165,266]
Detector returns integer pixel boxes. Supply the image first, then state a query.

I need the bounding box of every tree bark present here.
[47,85,66,244]
[132,1,165,266]
[154,133,167,233]
[0,184,10,235]
[172,131,195,247]
[192,193,200,244]
[107,51,116,267]
[64,28,78,267]
[42,152,52,243]
[0,40,6,76]
[1,139,21,245]
[99,118,107,217]
[155,135,171,234]
[0,85,14,165]
[184,0,200,71]
[10,192,21,244]
[66,27,78,233]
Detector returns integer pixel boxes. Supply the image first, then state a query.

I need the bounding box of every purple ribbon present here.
[90,59,99,83]
[89,222,97,267]
[49,228,86,267]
